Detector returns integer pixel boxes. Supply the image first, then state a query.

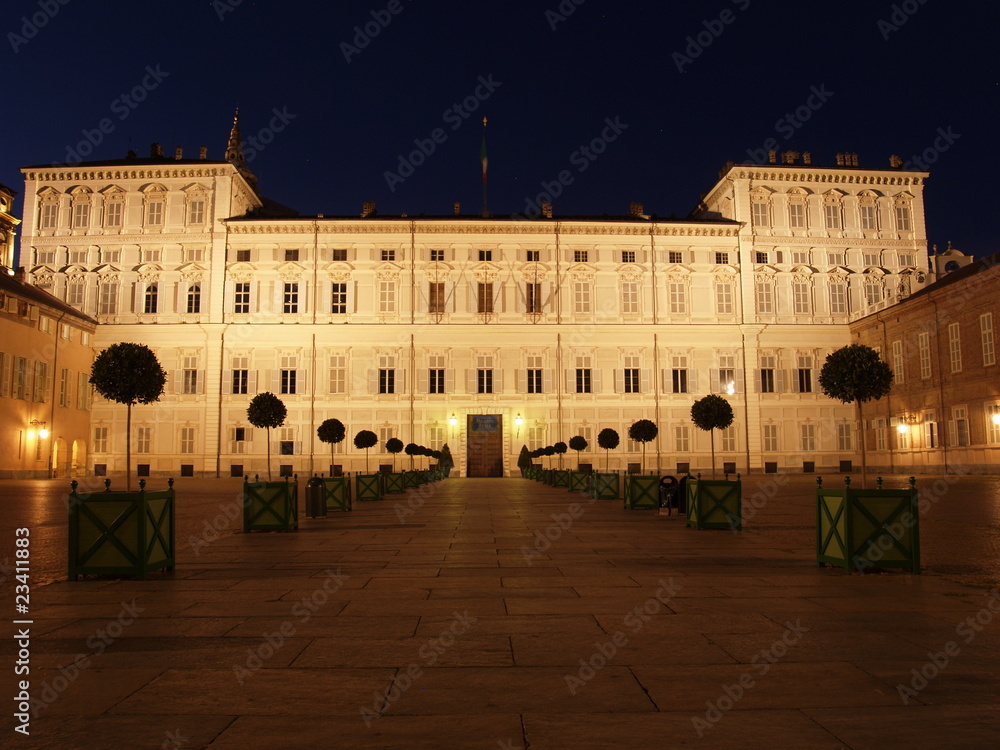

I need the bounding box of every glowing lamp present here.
[449,414,458,427]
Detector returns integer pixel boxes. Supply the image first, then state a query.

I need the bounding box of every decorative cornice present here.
[23,167,235,182]
[757,236,921,248]
[729,168,925,187]
[226,222,740,238]
[29,232,212,246]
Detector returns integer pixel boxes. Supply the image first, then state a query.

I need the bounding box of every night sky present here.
[3,0,996,257]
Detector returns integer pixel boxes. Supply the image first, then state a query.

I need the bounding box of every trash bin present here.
[659,475,679,514]
[305,477,327,518]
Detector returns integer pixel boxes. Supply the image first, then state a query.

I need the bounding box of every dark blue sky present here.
[4,0,996,256]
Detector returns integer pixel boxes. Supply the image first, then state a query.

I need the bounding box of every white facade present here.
[18,143,934,478]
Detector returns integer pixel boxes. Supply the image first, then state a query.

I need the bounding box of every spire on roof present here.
[224,107,258,190]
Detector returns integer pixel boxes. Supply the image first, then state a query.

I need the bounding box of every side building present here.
[18,132,935,478]
[851,249,999,474]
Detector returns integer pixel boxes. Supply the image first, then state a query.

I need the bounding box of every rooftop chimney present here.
[175,146,183,160]
[13,267,25,283]
[151,142,164,158]
[199,146,208,160]
[454,202,461,216]
[361,201,376,218]
[541,201,552,219]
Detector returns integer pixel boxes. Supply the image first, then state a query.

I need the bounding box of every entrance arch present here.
[71,440,86,478]
[466,415,503,477]
[52,438,67,478]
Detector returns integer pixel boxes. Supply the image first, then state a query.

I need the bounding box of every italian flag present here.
[480,131,488,185]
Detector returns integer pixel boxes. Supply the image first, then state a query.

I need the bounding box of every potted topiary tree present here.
[690,395,734,479]
[354,429,382,500]
[244,392,297,531]
[384,437,406,493]
[552,441,570,486]
[317,418,346,475]
[597,428,620,472]
[567,436,590,492]
[89,342,166,490]
[686,396,742,530]
[315,418,350,511]
[624,419,659,509]
[593,428,621,499]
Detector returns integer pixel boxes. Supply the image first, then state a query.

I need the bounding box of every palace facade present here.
[16,122,945,478]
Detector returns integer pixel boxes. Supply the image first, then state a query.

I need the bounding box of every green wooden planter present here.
[686,474,742,530]
[356,473,384,500]
[568,471,591,493]
[68,478,175,581]
[244,475,298,531]
[817,477,920,574]
[405,470,421,488]
[552,469,570,487]
[418,470,431,485]
[592,472,619,499]
[383,472,407,494]
[321,476,352,512]
[543,469,554,485]
[624,474,660,509]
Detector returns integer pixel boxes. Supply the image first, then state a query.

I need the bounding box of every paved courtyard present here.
[2,472,1000,749]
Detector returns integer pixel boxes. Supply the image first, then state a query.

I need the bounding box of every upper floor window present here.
[143,284,158,314]
[428,282,446,314]
[525,282,542,314]
[430,248,445,261]
[331,282,348,314]
[823,202,842,230]
[668,282,687,315]
[477,282,494,314]
[146,201,164,226]
[715,282,733,315]
[282,283,299,314]
[40,203,58,229]
[378,280,396,314]
[751,200,770,227]
[715,252,729,265]
[574,280,591,314]
[72,202,90,229]
[621,250,636,264]
[187,199,206,225]
[478,249,492,262]
[621,280,639,315]
[105,200,123,228]
[859,204,878,231]
[186,285,201,314]
[234,282,251,314]
[235,249,251,262]
[574,250,588,263]
[895,204,912,232]
[381,249,396,262]
[525,249,540,262]
[788,202,806,229]
[332,248,348,262]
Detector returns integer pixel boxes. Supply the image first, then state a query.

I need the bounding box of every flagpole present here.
[481,117,488,218]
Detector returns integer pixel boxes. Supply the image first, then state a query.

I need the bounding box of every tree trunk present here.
[266,426,272,481]
[605,448,609,472]
[365,447,369,473]
[710,429,716,479]
[126,402,132,491]
[330,444,335,476]
[641,443,646,474]
[857,400,868,489]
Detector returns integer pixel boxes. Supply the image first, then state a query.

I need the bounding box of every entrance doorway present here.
[466,414,503,477]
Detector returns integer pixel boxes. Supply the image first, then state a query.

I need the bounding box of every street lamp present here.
[29,419,48,439]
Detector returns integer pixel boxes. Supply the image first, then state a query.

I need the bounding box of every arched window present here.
[144,284,158,314]
[186,284,201,314]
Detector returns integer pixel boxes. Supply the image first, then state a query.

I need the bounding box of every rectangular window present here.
[669,283,686,315]
[793,282,811,314]
[77,372,89,409]
[924,413,938,449]
[715,252,729,265]
[429,369,445,394]
[378,280,396,314]
[789,203,806,229]
[621,250,636,263]
[574,250,588,263]
[860,205,878,231]
[865,282,882,307]
[478,249,492,262]
[829,282,848,315]
[58,367,71,407]
[30,362,47,403]
[919,332,931,379]
[41,203,58,229]
[797,356,813,393]
[331,282,347,314]
[827,252,845,266]
[98,282,118,315]
[575,360,592,394]
[898,253,915,267]
[180,427,195,454]
[755,251,768,264]
[94,426,109,453]
[379,368,395,394]
[105,201,123,228]
[182,356,199,395]
[763,424,779,452]
[143,284,158,314]
[527,369,543,394]
[837,423,853,451]
[756,281,773,314]
[430,248,446,261]
[792,251,809,265]
[674,425,690,452]
[477,368,494,394]
[332,248,348,262]
[525,282,542,314]
[623,355,640,393]
[875,419,887,451]
[953,406,969,447]
[136,426,151,454]
[146,202,164,226]
[989,405,1000,444]
[759,355,775,393]
[235,249,251,262]
[824,203,841,230]
[574,281,591,314]
[234,282,250,314]
[715,282,733,315]
[68,283,86,308]
[477,282,494,314]
[525,249,539,262]
[981,313,995,366]
[620,281,638,315]
[668,251,683,264]
[801,424,816,451]
[280,354,297,394]
[72,202,90,229]
[672,368,688,394]
[328,354,346,394]
[428,282,445,313]
[232,367,248,395]
[187,200,205,225]
[752,202,769,227]
[892,340,905,384]
[186,285,201,314]
[284,248,299,262]
[895,205,912,232]
[948,322,962,373]
[381,249,396,262]
[283,283,299,314]
[863,252,881,267]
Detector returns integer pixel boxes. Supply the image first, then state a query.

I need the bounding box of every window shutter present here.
[565,369,575,392]
[516,369,525,394]
[614,369,624,394]
[515,286,525,313]
[947,420,957,447]
[297,369,307,394]
[542,369,553,394]
[494,368,503,393]
[270,369,280,393]
[662,369,671,392]
[753,370,762,393]
[640,369,650,394]
[775,369,786,393]
[172,370,183,395]
[735,369,745,394]
[688,369,698,394]
[468,280,478,313]
[710,370,720,393]
[252,281,260,313]
[222,369,233,394]
[295,441,302,454]
[197,371,206,395]
[592,369,602,394]
[494,284,504,312]
[247,370,258,393]
[418,369,429,393]
[467,368,477,393]
[445,369,455,393]
[368,369,378,394]
[397,369,406,394]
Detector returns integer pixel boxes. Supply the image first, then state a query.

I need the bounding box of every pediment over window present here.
[37,186,60,197]
[276,261,304,281]
[99,185,127,196]
[139,183,169,194]
[324,261,355,274]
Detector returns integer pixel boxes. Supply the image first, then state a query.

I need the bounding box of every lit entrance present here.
[467,414,503,477]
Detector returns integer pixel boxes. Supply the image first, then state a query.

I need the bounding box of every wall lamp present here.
[449,414,458,427]
[514,413,524,437]
[29,419,49,439]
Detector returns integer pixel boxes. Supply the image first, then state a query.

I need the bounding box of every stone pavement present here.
[2,473,1000,749]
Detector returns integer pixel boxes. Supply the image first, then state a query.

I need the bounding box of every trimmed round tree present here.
[354,430,379,473]
[89,342,167,490]
[385,437,404,471]
[628,419,658,473]
[819,344,894,488]
[568,435,588,469]
[404,442,419,469]
[247,392,287,481]
[597,428,620,472]
[553,441,568,468]
[690,395,735,478]
[316,418,346,475]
